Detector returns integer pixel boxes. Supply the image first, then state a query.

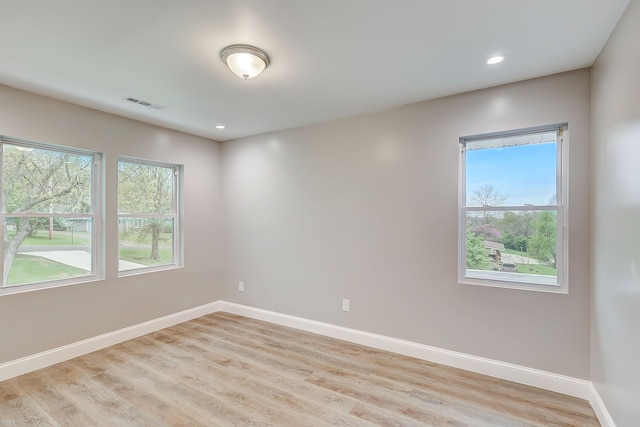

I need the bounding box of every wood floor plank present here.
[0,394,59,427]
[190,315,377,376]
[121,330,371,426]
[0,383,18,406]
[170,323,317,380]
[41,364,160,426]
[5,373,94,427]
[116,335,308,425]
[0,312,600,426]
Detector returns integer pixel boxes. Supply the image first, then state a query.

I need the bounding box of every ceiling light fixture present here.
[220,44,270,79]
[487,56,504,65]
[216,125,225,129]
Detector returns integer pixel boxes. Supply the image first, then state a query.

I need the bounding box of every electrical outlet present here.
[238,281,244,292]
[342,299,350,312]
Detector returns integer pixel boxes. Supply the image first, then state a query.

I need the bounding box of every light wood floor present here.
[0,312,599,426]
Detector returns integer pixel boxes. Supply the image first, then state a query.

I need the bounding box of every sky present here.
[466,142,557,206]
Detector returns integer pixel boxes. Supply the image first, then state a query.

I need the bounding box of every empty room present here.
[0,1,638,426]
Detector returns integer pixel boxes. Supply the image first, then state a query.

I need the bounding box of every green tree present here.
[466,231,490,270]
[529,211,557,267]
[503,233,528,252]
[2,144,92,284]
[23,217,69,236]
[118,162,173,260]
[500,211,535,240]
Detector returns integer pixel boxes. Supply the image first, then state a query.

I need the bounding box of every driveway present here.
[500,252,541,265]
[25,250,146,271]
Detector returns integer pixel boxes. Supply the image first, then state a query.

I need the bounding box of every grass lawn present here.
[516,263,557,276]
[119,232,173,246]
[119,247,173,267]
[502,248,557,276]
[7,254,89,286]
[7,231,91,247]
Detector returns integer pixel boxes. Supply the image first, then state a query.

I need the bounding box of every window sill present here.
[117,264,182,278]
[0,275,103,297]
[460,270,567,293]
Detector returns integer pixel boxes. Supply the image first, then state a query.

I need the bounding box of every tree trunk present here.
[4,218,34,285]
[150,223,160,260]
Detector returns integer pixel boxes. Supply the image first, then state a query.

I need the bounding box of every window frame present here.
[117,156,182,276]
[0,137,103,295]
[458,123,569,293]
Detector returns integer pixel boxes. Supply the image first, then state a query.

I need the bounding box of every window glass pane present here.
[465,210,557,285]
[2,141,97,289]
[2,144,93,214]
[118,162,174,215]
[4,217,93,286]
[119,218,174,271]
[465,141,556,206]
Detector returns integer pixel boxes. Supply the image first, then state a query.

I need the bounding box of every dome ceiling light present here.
[220,44,270,79]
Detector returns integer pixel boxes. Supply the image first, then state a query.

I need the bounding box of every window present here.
[459,124,568,292]
[1,138,101,292]
[118,157,181,274]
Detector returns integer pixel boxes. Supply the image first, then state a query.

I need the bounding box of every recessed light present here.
[216,125,225,129]
[487,56,504,65]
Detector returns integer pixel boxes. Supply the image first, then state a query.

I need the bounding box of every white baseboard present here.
[588,383,616,427]
[0,301,221,383]
[0,299,614,426]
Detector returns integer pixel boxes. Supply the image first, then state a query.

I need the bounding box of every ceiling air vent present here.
[125,97,165,110]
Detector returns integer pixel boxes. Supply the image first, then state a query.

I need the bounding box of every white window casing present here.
[0,137,102,295]
[458,124,568,293]
[117,156,182,276]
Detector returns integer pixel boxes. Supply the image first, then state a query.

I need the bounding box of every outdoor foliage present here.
[501,211,535,241]
[118,161,174,261]
[3,145,92,214]
[465,208,558,275]
[465,231,490,269]
[470,223,501,241]
[528,211,557,267]
[502,233,528,252]
[118,162,173,215]
[465,185,558,276]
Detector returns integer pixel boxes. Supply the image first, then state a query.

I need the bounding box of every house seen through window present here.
[459,124,567,292]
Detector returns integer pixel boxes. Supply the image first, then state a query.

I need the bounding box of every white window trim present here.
[458,124,569,293]
[117,156,182,277]
[0,137,103,296]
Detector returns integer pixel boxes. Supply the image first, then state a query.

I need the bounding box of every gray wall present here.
[222,69,592,378]
[591,0,640,425]
[0,84,225,364]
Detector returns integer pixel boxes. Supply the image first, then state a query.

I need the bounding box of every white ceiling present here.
[0,0,629,141]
